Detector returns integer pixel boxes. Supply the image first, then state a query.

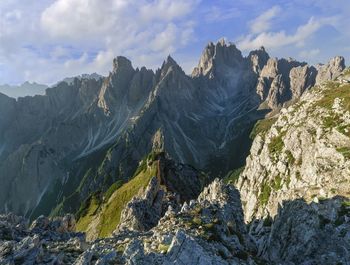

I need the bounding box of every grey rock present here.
[117,177,164,232]
[316,56,346,84]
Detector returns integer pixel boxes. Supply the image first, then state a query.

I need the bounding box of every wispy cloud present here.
[249,5,281,34]
[1,0,198,84]
[238,16,339,51]
[204,6,240,22]
[299,48,321,60]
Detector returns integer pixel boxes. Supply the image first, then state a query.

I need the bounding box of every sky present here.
[1,0,350,85]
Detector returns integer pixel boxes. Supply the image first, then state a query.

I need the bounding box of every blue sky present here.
[1,0,349,85]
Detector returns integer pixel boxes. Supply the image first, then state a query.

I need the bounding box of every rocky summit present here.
[0,40,350,265]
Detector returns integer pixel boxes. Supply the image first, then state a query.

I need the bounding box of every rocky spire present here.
[248,46,270,74]
[159,55,183,77]
[98,56,136,114]
[112,56,133,73]
[191,40,244,77]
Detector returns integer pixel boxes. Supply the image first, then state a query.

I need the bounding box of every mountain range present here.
[0,82,48,99]
[0,39,349,265]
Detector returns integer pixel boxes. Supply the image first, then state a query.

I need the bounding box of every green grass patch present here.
[259,181,272,206]
[268,131,286,157]
[97,163,157,237]
[337,147,350,159]
[224,166,244,185]
[250,117,278,139]
[272,174,282,190]
[75,160,157,238]
[285,150,295,165]
[315,82,350,111]
[104,180,124,202]
[76,195,100,231]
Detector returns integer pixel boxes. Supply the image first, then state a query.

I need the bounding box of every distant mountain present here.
[0,81,48,98]
[57,73,103,85]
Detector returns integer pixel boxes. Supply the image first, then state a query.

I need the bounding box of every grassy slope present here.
[76,160,157,238]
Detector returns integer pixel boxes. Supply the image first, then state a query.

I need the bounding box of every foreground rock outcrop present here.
[0,180,258,264]
[2,179,350,264]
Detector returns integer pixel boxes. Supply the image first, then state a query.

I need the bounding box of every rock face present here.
[237,73,350,223]
[316,56,346,84]
[262,198,350,264]
[0,213,89,265]
[117,177,165,232]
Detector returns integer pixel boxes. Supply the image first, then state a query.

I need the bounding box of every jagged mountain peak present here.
[248,46,270,74]
[112,56,134,73]
[159,55,183,77]
[192,39,243,77]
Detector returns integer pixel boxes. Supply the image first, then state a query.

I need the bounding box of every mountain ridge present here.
[0,40,346,222]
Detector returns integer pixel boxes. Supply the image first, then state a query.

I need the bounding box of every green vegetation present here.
[259,181,271,206]
[192,217,202,225]
[268,131,286,157]
[336,147,350,159]
[342,201,350,207]
[104,180,124,202]
[76,158,158,238]
[158,244,170,253]
[76,195,100,231]
[224,166,245,185]
[315,82,350,111]
[285,150,295,165]
[272,174,282,190]
[313,82,350,136]
[98,163,157,237]
[250,117,278,139]
[322,115,342,130]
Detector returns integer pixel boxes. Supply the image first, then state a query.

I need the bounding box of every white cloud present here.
[204,6,240,22]
[238,16,339,51]
[249,5,281,34]
[140,0,197,22]
[1,0,198,84]
[299,48,320,59]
